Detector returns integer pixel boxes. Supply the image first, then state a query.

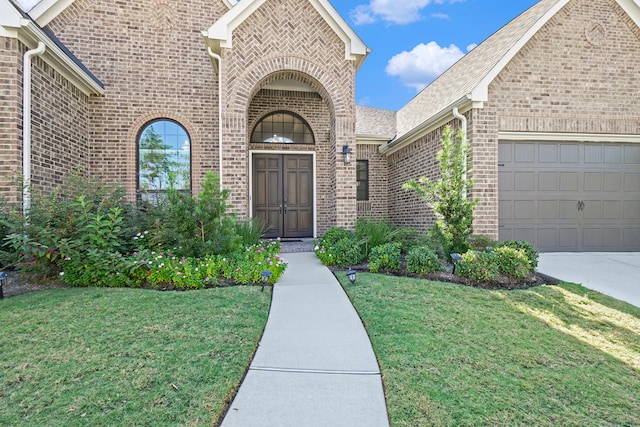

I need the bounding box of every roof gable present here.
[393,0,640,143]
[203,0,368,68]
[28,0,237,27]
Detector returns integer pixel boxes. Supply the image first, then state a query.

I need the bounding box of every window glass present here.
[357,160,369,201]
[138,120,191,198]
[251,111,314,144]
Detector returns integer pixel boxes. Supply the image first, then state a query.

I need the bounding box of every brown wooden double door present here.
[252,154,313,238]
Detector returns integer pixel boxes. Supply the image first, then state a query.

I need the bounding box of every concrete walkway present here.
[221,252,389,427]
[538,253,640,308]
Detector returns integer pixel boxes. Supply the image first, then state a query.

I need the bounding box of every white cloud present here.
[351,0,464,25]
[466,43,478,52]
[385,41,465,92]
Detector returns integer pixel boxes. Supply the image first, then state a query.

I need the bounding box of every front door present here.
[253,154,313,238]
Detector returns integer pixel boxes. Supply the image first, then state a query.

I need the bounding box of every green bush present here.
[456,250,499,282]
[469,235,498,251]
[234,218,266,246]
[315,227,362,267]
[355,218,404,258]
[406,246,443,275]
[2,176,132,276]
[321,227,356,246]
[492,246,530,279]
[368,243,402,273]
[497,240,539,270]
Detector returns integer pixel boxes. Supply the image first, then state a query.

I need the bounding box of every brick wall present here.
[0,37,20,203]
[29,50,90,193]
[46,0,358,233]
[47,0,227,199]
[490,0,640,136]
[387,121,460,232]
[356,143,388,220]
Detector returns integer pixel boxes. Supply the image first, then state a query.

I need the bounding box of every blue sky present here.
[18,0,540,111]
[330,0,540,111]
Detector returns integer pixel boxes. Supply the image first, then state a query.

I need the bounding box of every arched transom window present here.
[251,111,315,144]
[137,119,191,197]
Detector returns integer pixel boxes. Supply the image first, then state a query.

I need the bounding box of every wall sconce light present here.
[346,268,357,284]
[341,145,353,164]
[260,270,272,292]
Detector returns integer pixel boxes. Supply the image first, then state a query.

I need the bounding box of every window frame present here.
[250,111,315,145]
[136,118,192,199]
[356,160,369,201]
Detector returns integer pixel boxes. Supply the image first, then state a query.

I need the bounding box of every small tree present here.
[402,125,478,257]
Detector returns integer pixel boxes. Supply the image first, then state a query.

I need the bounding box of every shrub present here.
[321,227,355,246]
[497,240,539,270]
[368,243,402,273]
[315,227,362,267]
[234,218,266,246]
[469,235,498,251]
[355,218,403,258]
[492,246,530,279]
[159,172,240,258]
[403,125,478,258]
[3,177,132,276]
[456,250,499,282]
[406,246,443,275]
[331,237,364,267]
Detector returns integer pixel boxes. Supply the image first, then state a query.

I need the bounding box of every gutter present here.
[23,41,46,216]
[379,95,473,156]
[20,19,104,95]
[207,47,224,190]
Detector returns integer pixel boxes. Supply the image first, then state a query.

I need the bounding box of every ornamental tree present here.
[402,125,478,257]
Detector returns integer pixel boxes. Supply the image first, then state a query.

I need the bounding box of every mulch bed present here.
[329,263,558,291]
[1,272,62,298]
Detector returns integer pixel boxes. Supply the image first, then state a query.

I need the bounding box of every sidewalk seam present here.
[251,366,381,376]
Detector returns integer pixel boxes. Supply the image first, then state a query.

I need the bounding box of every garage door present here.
[498,141,640,252]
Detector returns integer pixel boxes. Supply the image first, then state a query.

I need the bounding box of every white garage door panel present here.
[499,141,640,252]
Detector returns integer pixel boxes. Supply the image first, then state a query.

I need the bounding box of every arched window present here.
[251,111,314,144]
[137,119,191,198]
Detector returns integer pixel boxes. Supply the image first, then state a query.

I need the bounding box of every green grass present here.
[0,286,271,426]
[339,274,640,426]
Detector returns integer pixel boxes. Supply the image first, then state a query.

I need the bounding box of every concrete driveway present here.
[537,253,640,308]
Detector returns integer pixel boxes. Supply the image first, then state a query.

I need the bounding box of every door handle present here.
[577,201,585,212]
[283,200,288,215]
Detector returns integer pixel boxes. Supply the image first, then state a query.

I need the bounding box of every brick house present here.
[1,0,639,251]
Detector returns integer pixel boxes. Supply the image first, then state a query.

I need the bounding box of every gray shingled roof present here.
[396,0,562,137]
[356,105,397,139]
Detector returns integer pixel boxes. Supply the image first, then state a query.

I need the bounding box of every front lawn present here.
[0,286,270,426]
[339,274,640,426]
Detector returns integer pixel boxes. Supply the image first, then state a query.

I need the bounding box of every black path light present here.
[346,268,357,284]
[450,253,463,275]
[260,270,272,292]
[0,272,8,299]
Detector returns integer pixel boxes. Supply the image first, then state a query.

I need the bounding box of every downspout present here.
[452,107,468,198]
[207,47,224,190]
[22,42,46,216]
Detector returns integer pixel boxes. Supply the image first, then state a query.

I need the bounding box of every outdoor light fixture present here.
[450,253,463,275]
[0,272,8,299]
[341,145,353,164]
[260,270,272,292]
[346,268,357,284]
